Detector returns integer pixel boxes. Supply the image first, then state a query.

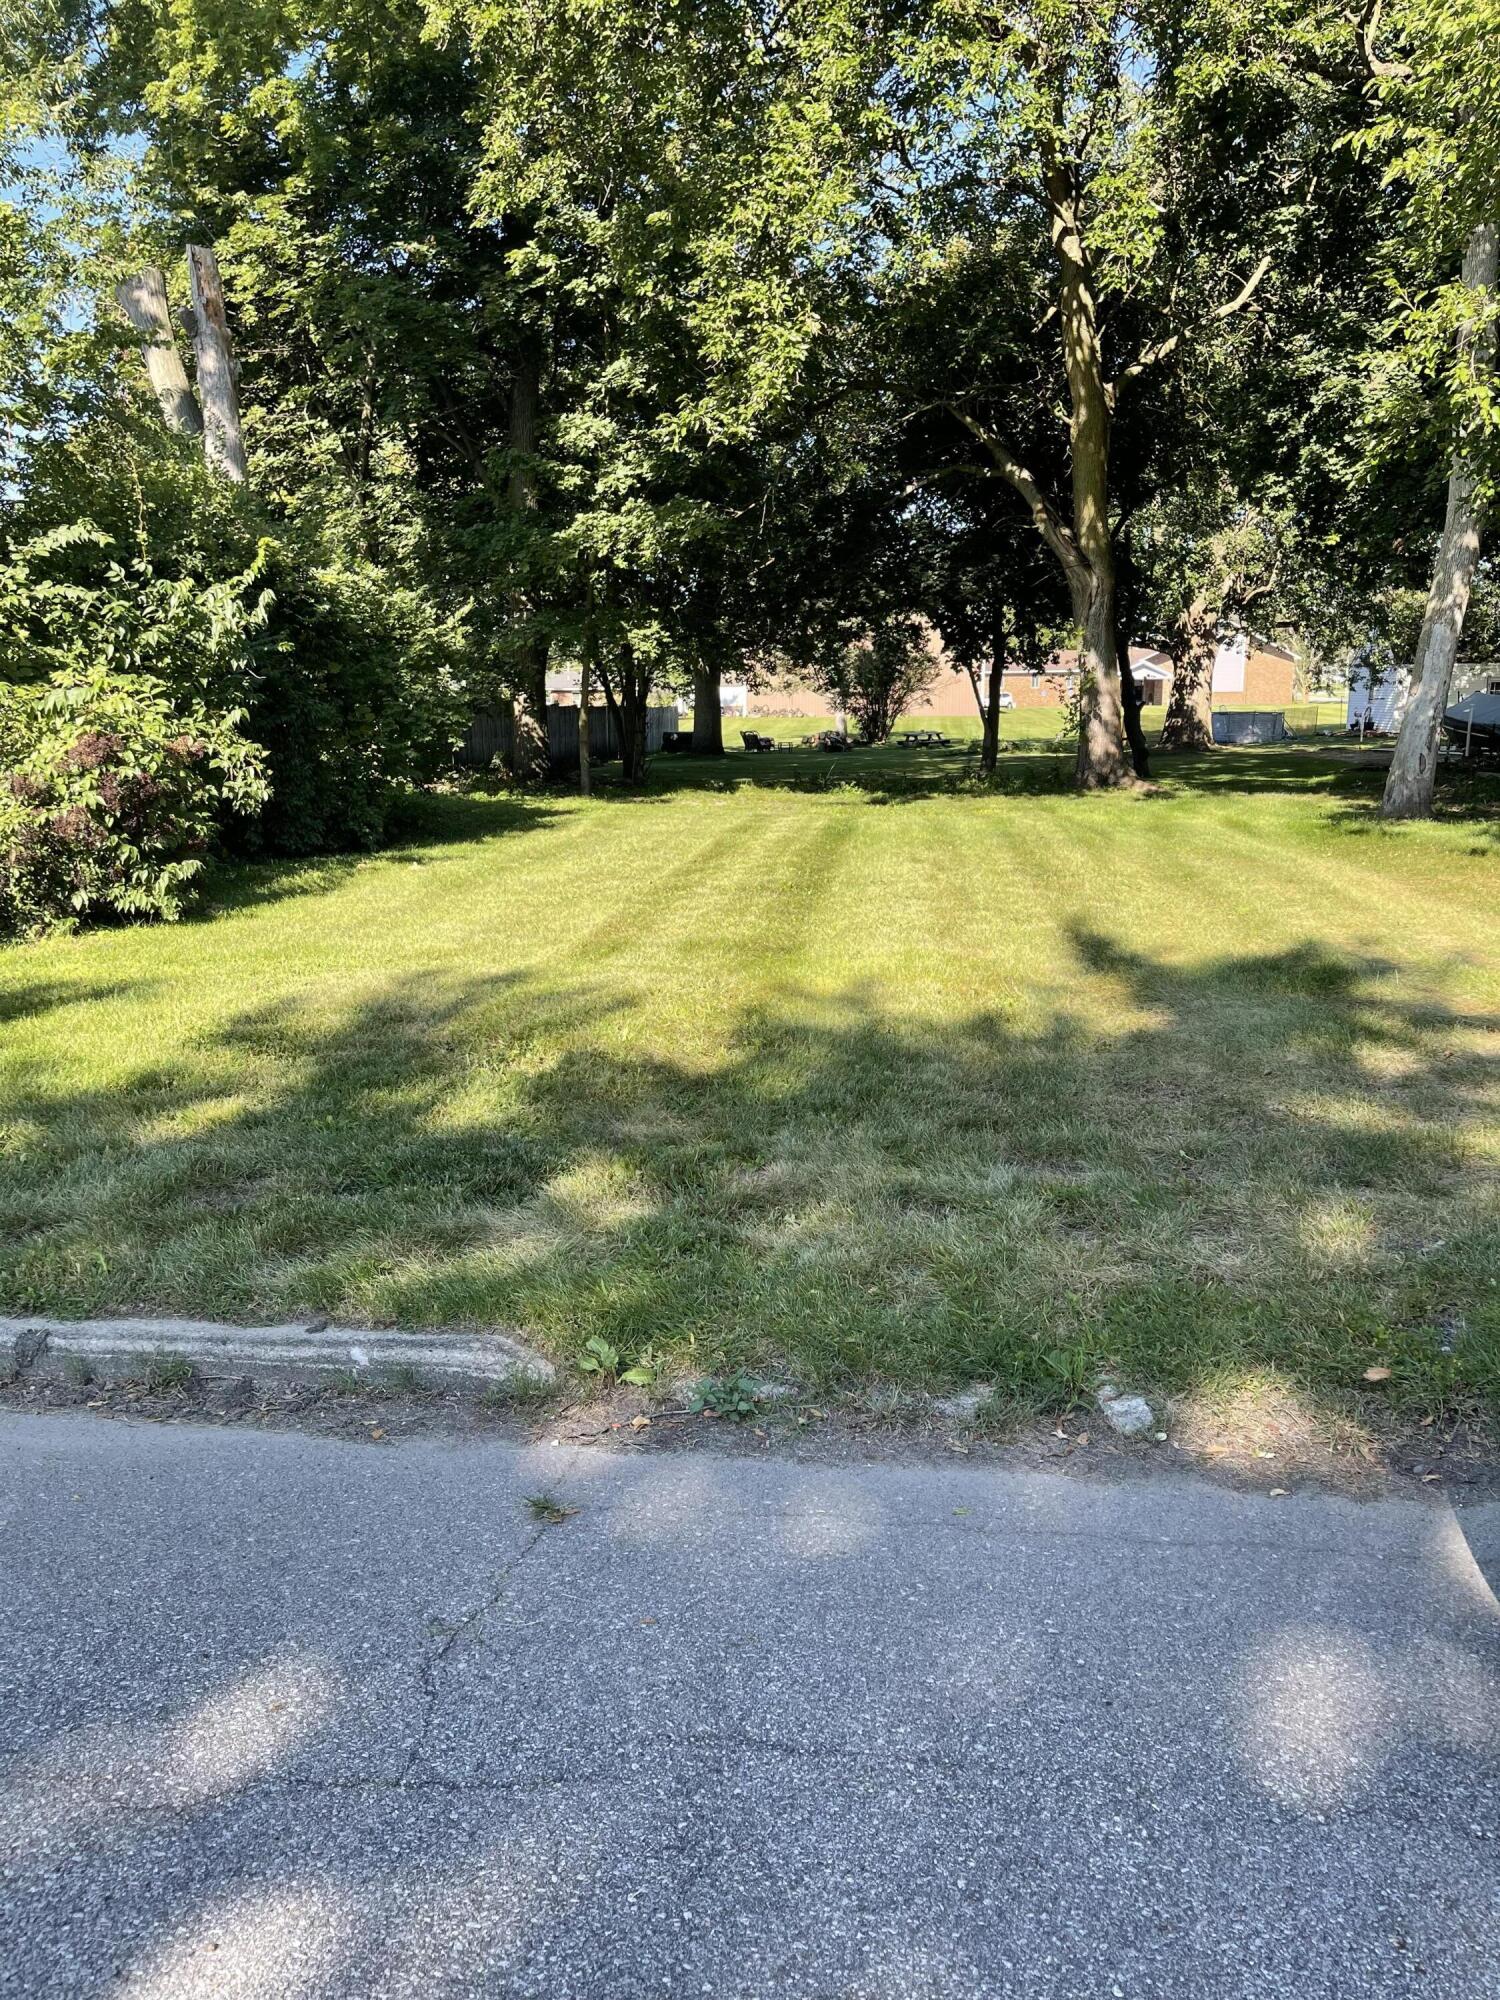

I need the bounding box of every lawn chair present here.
[740,730,777,753]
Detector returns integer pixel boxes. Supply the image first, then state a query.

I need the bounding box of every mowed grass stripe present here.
[0,743,1495,1420]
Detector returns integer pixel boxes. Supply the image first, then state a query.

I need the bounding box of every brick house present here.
[742,632,1298,719]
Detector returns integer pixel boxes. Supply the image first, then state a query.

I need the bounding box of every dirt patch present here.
[1,1369,1495,1501]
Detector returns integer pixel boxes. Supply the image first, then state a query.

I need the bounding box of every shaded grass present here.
[1,741,1496,1420]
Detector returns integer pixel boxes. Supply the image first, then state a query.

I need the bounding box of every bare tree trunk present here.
[506,349,551,784]
[116,270,203,437]
[185,246,247,482]
[691,662,725,754]
[1044,158,1131,791]
[622,711,647,779]
[1117,631,1151,778]
[578,638,593,798]
[1071,571,1128,788]
[1381,220,1498,820]
[511,641,550,782]
[1159,598,1218,752]
[981,655,1003,774]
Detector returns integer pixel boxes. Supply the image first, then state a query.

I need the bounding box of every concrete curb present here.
[0,1315,555,1394]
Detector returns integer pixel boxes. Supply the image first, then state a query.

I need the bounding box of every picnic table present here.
[896,729,949,746]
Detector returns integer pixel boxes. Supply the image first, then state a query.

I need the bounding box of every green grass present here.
[730,710,1071,746]
[723,701,1349,746]
[2,738,1497,1420]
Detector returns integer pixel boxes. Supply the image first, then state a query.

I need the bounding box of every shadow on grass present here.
[595,739,1498,815]
[1326,764,1500,849]
[596,741,1075,806]
[0,976,160,1026]
[2,924,1495,1414]
[196,792,565,918]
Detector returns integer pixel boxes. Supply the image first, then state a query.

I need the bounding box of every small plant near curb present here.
[525,1492,579,1524]
[576,1336,658,1390]
[136,1350,196,1394]
[690,1373,760,1422]
[63,1354,94,1387]
[1041,1343,1099,1408]
[621,1342,666,1390]
[383,1364,426,1394]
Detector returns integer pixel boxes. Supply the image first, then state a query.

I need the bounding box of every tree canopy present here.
[0,0,1494,907]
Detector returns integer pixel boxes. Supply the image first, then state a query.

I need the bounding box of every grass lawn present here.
[721,701,1350,746]
[2,737,1497,1421]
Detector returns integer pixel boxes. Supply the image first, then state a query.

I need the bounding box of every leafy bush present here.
[0,519,468,860]
[0,522,269,690]
[231,549,467,855]
[0,668,268,938]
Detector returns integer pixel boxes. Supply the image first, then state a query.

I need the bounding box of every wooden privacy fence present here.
[459,704,680,771]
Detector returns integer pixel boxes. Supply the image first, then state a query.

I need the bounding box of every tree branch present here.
[1109,255,1273,406]
[944,405,1088,584]
[1357,0,1411,80]
[906,462,993,484]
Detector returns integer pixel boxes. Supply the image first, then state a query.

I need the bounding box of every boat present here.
[1441,690,1500,754]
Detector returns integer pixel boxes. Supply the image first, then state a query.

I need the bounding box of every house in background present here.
[745,632,1298,719]
[1346,658,1500,733]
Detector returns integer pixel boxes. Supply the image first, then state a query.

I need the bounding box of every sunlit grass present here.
[1,740,1495,1415]
[711,701,1349,745]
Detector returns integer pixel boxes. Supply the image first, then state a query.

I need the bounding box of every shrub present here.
[231,551,467,855]
[0,668,268,938]
[0,522,270,692]
[0,521,467,861]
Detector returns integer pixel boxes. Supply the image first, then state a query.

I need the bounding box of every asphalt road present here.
[1,1414,1496,1999]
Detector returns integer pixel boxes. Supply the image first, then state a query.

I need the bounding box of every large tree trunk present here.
[185,246,247,482]
[511,639,550,781]
[506,349,550,783]
[691,662,724,754]
[1159,598,1218,752]
[620,696,648,772]
[981,655,1003,774]
[1071,569,1129,789]
[578,637,593,798]
[1381,220,1498,820]
[116,269,203,437]
[1043,163,1130,790]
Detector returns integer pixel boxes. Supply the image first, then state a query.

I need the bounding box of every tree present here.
[915,493,1067,773]
[812,616,937,744]
[876,2,1344,789]
[1361,0,1500,818]
[1131,485,1286,752]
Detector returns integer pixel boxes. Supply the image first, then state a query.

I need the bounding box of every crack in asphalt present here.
[400,1521,555,1783]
